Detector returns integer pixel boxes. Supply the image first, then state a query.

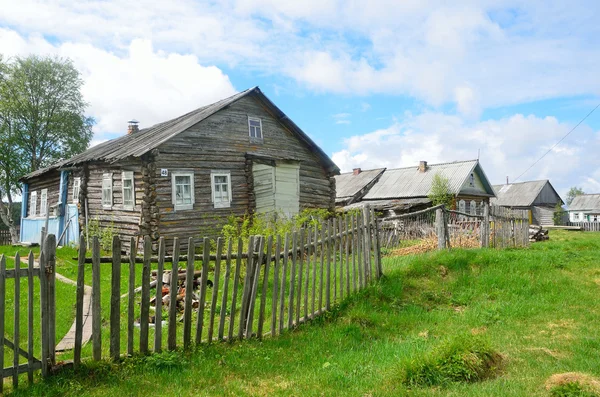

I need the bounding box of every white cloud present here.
[332,112,351,125]
[0,29,237,140]
[332,112,600,197]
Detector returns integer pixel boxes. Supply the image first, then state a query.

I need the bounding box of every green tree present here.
[428,173,454,208]
[566,186,585,206]
[0,55,94,243]
[553,202,566,225]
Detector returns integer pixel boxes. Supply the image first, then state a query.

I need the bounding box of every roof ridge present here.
[337,167,386,176]
[383,159,477,172]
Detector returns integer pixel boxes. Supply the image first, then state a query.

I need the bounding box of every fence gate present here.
[0,235,56,392]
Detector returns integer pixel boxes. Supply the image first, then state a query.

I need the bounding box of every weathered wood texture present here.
[24,170,61,217]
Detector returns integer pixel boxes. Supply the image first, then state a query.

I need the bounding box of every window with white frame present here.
[102,173,113,209]
[211,171,231,208]
[171,171,194,211]
[72,177,81,204]
[574,213,580,220]
[121,171,135,210]
[248,117,263,140]
[470,200,477,215]
[40,189,48,216]
[30,191,37,217]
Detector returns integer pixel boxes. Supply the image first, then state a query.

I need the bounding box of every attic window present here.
[248,117,263,141]
[469,173,475,187]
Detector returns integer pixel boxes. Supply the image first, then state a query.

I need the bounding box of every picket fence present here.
[565,222,600,232]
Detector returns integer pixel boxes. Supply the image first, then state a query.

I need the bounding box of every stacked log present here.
[529,225,549,242]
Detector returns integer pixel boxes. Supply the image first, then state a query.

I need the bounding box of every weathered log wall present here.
[24,170,61,217]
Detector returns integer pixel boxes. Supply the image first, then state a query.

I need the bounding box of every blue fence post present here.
[20,183,28,242]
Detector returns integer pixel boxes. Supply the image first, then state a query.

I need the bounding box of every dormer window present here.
[469,173,475,187]
[248,117,263,141]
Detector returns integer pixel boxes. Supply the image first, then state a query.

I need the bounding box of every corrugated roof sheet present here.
[335,168,385,200]
[363,160,493,199]
[23,87,339,180]
[569,194,600,211]
[490,180,549,207]
[340,197,431,212]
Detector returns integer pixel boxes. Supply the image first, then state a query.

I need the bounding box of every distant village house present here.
[568,194,600,223]
[491,180,563,225]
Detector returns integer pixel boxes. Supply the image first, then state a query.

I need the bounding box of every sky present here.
[0,0,599,198]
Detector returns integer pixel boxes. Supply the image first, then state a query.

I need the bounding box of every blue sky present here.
[0,0,599,197]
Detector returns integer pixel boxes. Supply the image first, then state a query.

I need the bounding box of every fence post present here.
[370,207,382,280]
[481,203,490,248]
[42,234,57,368]
[435,208,446,250]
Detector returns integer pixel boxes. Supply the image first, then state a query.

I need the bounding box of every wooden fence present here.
[0,230,12,246]
[565,222,600,232]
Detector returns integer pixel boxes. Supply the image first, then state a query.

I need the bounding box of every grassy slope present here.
[7,230,600,396]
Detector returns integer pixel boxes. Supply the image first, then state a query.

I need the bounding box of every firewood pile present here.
[529,225,549,242]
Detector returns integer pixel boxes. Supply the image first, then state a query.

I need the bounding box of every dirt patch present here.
[545,372,600,395]
[470,327,487,335]
[524,347,566,359]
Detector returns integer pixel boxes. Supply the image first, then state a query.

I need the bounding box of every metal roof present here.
[569,194,600,211]
[340,197,431,212]
[335,168,385,200]
[491,180,551,207]
[362,160,494,199]
[23,87,339,180]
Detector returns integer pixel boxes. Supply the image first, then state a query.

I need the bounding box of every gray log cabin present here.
[19,87,339,251]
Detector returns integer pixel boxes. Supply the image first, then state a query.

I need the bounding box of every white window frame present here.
[171,171,195,211]
[574,213,580,221]
[248,116,263,140]
[40,189,48,217]
[72,177,81,204]
[30,191,37,217]
[470,200,477,215]
[102,173,113,209]
[121,171,135,211]
[211,170,232,209]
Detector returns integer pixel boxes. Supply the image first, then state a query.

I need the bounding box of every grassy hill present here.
[8,230,600,396]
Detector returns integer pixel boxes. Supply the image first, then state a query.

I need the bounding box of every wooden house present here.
[19,87,339,250]
[336,160,496,217]
[568,194,600,223]
[491,180,563,225]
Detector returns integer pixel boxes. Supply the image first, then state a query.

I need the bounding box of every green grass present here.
[5,230,600,396]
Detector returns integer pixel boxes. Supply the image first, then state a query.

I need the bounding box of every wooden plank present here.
[228,238,243,341]
[92,237,102,361]
[326,221,331,311]
[287,232,297,329]
[0,255,5,391]
[257,235,273,339]
[74,235,86,367]
[352,214,357,293]
[310,227,318,319]
[239,236,254,340]
[303,230,310,321]
[1,361,42,379]
[140,236,152,354]
[278,234,289,331]
[168,238,180,350]
[27,251,34,384]
[271,235,281,336]
[45,234,56,366]
[154,237,165,353]
[207,238,223,343]
[246,237,265,338]
[218,239,233,341]
[195,238,210,344]
[183,237,195,348]
[13,252,20,388]
[357,214,363,289]
[332,219,337,303]
[318,225,325,314]
[339,218,344,301]
[345,215,351,298]
[371,207,382,280]
[295,230,304,326]
[127,237,137,356]
[364,206,372,284]
[39,251,48,376]
[110,236,121,360]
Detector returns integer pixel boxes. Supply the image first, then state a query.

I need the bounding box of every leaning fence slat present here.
[339,218,345,301]
[207,238,223,343]
[239,236,254,340]
[247,236,265,338]
[311,227,318,319]
[196,238,211,344]
[326,221,332,311]
[128,237,137,356]
[74,235,86,367]
[45,235,56,366]
[219,239,233,341]
[357,214,363,289]
[258,235,273,339]
[229,238,243,341]
[303,230,311,321]
[364,206,372,284]
[295,230,304,326]
[271,235,281,336]
[287,232,298,329]
[92,237,102,361]
[278,235,289,331]
[0,255,4,392]
[110,236,121,360]
[318,225,325,314]
[352,214,358,293]
[154,237,165,353]
[168,238,180,350]
[13,253,20,388]
[39,251,48,376]
[183,238,195,348]
[27,251,34,384]
[140,236,152,354]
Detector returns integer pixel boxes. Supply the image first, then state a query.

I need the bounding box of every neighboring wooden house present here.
[335,167,385,206]
[19,87,339,251]
[337,160,496,217]
[568,194,600,223]
[491,180,563,225]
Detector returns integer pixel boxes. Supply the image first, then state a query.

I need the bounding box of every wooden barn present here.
[19,87,339,251]
[336,160,496,217]
[491,180,563,225]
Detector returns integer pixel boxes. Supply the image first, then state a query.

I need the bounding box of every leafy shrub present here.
[86,218,116,251]
[402,335,503,387]
[550,382,599,397]
[142,351,188,372]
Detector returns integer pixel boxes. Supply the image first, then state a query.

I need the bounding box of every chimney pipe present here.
[506,176,509,185]
[353,168,361,175]
[127,119,139,134]
[419,161,428,173]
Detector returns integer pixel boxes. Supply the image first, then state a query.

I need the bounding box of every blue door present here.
[64,204,80,246]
